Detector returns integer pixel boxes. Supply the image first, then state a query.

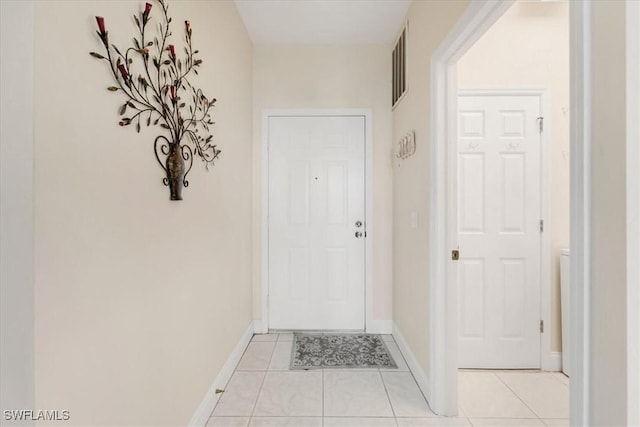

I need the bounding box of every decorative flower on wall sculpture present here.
[90,0,220,200]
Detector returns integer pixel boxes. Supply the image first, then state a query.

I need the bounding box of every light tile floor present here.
[206,333,569,427]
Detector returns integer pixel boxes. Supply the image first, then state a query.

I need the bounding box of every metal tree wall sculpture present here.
[90,0,220,200]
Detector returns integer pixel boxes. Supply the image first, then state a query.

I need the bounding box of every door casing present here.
[260,109,374,333]
[456,88,551,370]
[626,1,640,424]
[428,0,591,424]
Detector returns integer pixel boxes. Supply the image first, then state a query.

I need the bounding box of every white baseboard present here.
[253,319,267,334]
[188,322,255,427]
[542,351,563,372]
[392,322,431,404]
[366,319,393,334]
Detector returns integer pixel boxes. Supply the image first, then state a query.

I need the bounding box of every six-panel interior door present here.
[457,94,542,368]
[268,116,365,330]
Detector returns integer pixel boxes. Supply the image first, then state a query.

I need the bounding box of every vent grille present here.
[392,24,407,108]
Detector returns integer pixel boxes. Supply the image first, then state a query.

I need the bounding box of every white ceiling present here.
[233,0,411,45]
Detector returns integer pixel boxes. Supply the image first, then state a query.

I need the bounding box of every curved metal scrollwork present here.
[154,135,172,186]
[181,144,194,188]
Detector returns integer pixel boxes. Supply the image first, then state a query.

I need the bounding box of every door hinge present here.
[452,249,460,261]
[537,117,544,133]
[540,320,544,333]
[540,219,544,233]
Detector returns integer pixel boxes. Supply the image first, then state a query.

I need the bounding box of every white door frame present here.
[457,88,552,370]
[428,1,592,423]
[626,1,640,424]
[260,109,374,333]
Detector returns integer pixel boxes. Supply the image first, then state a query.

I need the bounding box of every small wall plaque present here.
[396,131,416,160]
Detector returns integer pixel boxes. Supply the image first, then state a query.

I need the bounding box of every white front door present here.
[268,115,366,330]
[457,93,542,368]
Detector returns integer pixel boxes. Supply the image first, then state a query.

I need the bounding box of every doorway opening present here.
[453,1,570,419]
[267,114,366,330]
[260,109,376,333]
[456,89,551,370]
[428,0,589,423]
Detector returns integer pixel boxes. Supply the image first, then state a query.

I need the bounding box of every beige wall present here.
[12,1,636,425]
[591,1,628,425]
[33,1,253,425]
[252,45,394,323]
[457,1,570,354]
[392,0,471,378]
[1,1,35,423]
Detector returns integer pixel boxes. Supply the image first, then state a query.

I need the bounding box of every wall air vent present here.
[392,23,407,108]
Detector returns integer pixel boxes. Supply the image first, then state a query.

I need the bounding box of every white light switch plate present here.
[410,211,418,228]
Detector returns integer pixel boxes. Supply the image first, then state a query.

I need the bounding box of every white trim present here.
[363,111,375,334]
[429,0,514,417]
[548,351,563,373]
[432,1,515,65]
[430,0,589,420]
[260,111,270,334]
[539,91,555,373]
[366,320,393,335]
[260,109,374,333]
[392,322,431,405]
[188,322,255,427]
[457,88,554,372]
[569,2,592,425]
[252,319,263,335]
[626,0,640,424]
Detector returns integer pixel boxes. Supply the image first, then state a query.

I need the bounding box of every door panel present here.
[460,259,485,339]
[460,153,486,232]
[268,116,365,330]
[458,94,542,368]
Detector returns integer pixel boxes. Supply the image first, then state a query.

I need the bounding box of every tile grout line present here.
[549,372,571,388]
[384,339,410,373]
[248,337,277,420]
[388,335,435,419]
[388,335,430,425]
[492,371,544,422]
[387,336,406,427]
[378,369,398,421]
[322,369,325,426]
[210,334,259,420]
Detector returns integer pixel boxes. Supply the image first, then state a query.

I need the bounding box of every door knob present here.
[355,231,363,238]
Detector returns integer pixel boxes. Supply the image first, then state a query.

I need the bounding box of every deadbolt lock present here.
[452,250,460,261]
[355,221,363,228]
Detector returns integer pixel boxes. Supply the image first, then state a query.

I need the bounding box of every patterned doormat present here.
[291,333,398,370]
